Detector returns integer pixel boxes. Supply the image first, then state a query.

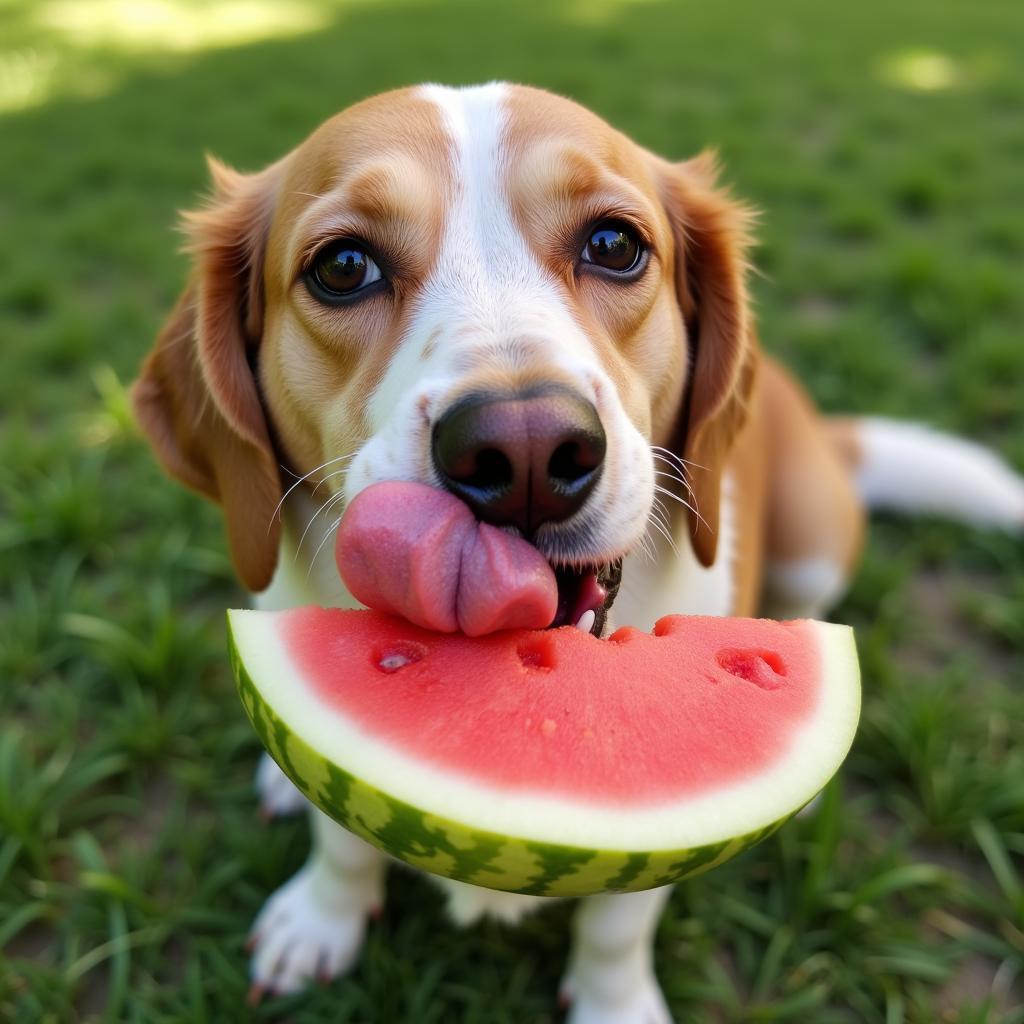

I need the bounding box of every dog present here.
[132,83,1024,1023]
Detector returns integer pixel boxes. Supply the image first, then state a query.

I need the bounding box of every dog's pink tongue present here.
[336,482,557,636]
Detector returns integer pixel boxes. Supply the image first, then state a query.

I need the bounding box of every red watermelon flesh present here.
[282,608,820,806]
[230,607,859,895]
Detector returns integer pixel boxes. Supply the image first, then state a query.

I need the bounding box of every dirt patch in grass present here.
[897,568,1020,682]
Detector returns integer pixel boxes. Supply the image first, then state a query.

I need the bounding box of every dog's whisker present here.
[269,453,357,533]
[636,532,657,565]
[307,513,346,579]
[650,450,705,504]
[649,497,675,536]
[651,459,696,497]
[309,466,354,499]
[278,452,351,484]
[651,461,687,481]
[274,455,352,518]
[280,453,357,484]
[642,494,680,558]
[295,489,348,560]
[650,449,688,467]
[649,447,691,476]
[308,485,349,530]
[651,458,692,481]
[653,480,696,509]
[648,512,670,544]
[652,483,696,512]
[650,496,674,528]
[649,523,677,558]
[650,445,707,473]
[653,483,707,532]
[653,477,697,508]
[651,490,679,515]
[647,514,679,557]
[650,457,696,495]
[653,487,703,530]
[633,522,657,564]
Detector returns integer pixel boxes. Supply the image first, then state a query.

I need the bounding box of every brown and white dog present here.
[133,83,1024,1022]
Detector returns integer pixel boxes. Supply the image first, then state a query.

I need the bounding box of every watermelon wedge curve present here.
[228,608,860,897]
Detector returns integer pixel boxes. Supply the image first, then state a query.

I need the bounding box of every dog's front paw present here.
[255,752,307,819]
[248,865,369,997]
[562,972,673,1024]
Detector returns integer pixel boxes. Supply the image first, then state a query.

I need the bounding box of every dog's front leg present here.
[561,886,674,1024]
[254,751,309,818]
[248,807,386,996]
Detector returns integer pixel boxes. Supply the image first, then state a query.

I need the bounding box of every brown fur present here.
[133,90,454,589]
[654,152,758,568]
[133,84,863,611]
[133,162,285,590]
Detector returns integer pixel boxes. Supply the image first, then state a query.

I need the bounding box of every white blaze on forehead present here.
[364,83,593,433]
[416,82,549,296]
[418,80,509,262]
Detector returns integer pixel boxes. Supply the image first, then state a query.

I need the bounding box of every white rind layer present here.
[229,611,860,851]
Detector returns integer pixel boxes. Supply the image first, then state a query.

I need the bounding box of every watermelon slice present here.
[228,608,860,897]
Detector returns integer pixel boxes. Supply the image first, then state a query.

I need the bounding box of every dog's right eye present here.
[306,240,383,303]
[578,220,647,279]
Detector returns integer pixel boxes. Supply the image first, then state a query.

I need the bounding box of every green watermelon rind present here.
[228,615,841,897]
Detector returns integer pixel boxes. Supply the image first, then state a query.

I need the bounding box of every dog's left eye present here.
[580,221,645,274]
[306,240,383,302]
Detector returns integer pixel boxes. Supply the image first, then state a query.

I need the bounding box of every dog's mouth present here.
[550,559,623,636]
[335,481,626,638]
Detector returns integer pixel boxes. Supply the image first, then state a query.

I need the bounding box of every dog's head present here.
[133,83,756,628]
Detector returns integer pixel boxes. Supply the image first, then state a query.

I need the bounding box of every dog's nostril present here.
[548,437,604,487]
[466,448,513,492]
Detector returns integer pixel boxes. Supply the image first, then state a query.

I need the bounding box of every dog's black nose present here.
[431,386,606,534]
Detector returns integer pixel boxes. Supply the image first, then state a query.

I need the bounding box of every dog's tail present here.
[826,416,1024,531]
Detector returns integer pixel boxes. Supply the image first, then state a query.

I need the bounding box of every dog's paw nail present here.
[246,982,265,1007]
[369,903,383,920]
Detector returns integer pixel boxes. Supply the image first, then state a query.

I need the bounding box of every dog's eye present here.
[580,221,644,274]
[307,240,383,301]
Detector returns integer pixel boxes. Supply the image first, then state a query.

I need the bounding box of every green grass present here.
[2,0,1023,1020]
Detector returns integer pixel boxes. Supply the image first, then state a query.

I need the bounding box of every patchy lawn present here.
[1,0,1022,1020]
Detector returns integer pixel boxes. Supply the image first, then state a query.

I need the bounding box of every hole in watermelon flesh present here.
[652,616,683,638]
[715,648,787,689]
[375,641,428,673]
[517,634,557,671]
[608,626,643,644]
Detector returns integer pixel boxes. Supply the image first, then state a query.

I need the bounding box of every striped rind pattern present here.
[229,619,797,897]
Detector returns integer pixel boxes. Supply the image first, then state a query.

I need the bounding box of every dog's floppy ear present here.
[132,158,283,591]
[660,151,758,567]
